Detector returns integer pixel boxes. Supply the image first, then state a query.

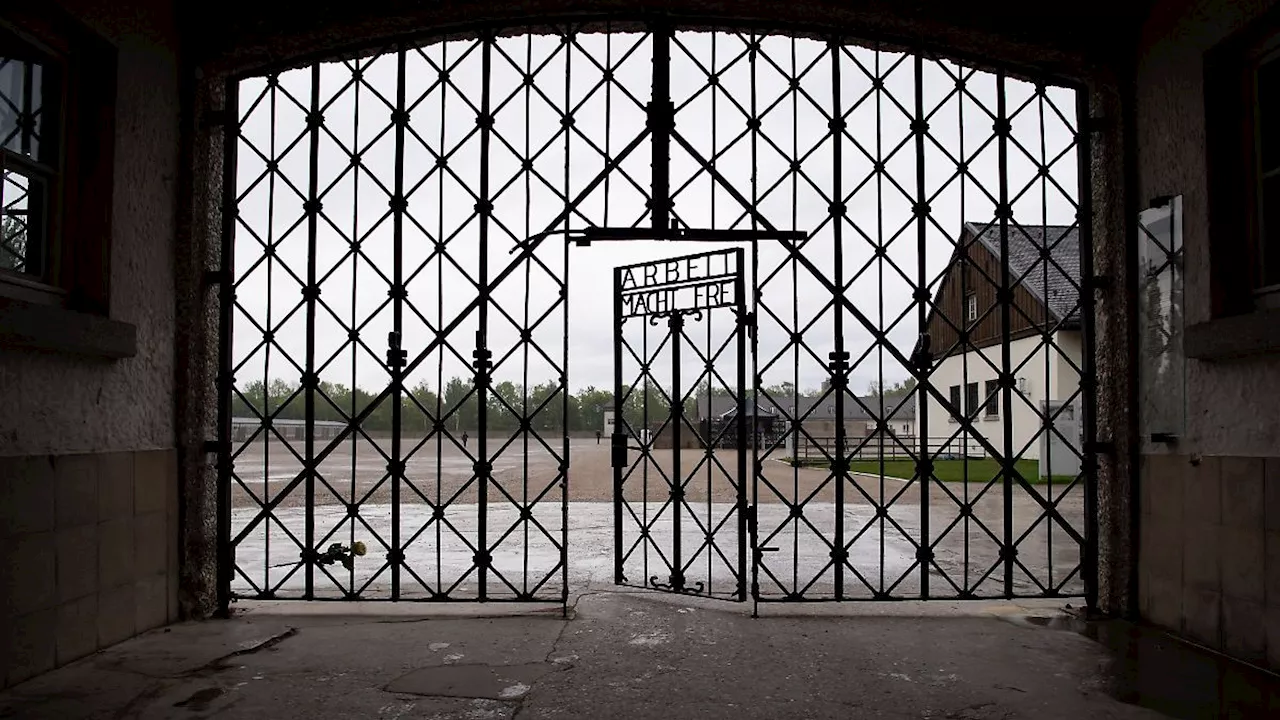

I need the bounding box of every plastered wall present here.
[1134,0,1280,670]
[1135,0,1280,457]
[0,0,180,457]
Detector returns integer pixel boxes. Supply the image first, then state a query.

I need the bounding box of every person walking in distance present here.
[596,429,602,445]
[462,431,469,449]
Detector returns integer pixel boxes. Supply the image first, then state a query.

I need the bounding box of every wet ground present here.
[4,589,1278,719]
[230,437,1085,601]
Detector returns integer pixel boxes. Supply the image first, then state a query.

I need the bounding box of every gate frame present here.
[213,16,1100,613]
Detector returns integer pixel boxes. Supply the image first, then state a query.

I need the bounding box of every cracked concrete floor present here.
[2,589,1276,719]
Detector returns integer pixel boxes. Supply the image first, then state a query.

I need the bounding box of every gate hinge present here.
[204,108,234,130]
[386,331,407,369]
[203,439,228,454]
[203,269,231,286]
[611,432,629,468]
[1084,440,1114,455]
[738,310,756,339]
[1083,116,1110,134]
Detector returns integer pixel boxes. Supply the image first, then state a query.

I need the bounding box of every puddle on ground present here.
[174,687,224,711]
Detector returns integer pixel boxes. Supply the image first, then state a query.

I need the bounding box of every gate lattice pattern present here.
[218,18,1095,606]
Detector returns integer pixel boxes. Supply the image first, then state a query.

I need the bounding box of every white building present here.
[915,223,1084,475]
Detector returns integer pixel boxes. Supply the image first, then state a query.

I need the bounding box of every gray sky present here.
[231,29,1078,400]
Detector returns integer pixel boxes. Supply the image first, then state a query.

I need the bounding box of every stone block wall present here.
[0,450,180,688]
[1140,455,1280,670]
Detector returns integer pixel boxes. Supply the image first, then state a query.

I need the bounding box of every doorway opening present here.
[217,19,1096,610]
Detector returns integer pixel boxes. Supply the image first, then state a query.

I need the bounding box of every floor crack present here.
[184,627,300,677]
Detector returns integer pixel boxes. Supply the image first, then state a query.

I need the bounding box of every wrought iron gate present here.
[613,248,748,599]
[218,17,1096,609]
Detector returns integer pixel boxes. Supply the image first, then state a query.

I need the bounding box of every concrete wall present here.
[1134,0,1280,671]
[0,450,179,687]
[918,332,1083,463]
[0,0,181,688]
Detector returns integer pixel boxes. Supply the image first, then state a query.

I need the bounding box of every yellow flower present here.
[352,541,367,557]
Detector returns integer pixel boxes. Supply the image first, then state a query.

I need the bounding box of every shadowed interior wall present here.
[0,0,181,688]
[1133,0,1280,672]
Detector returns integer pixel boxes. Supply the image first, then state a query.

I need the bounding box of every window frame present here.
[983,379,1000,418]
[948,384,961,422]
[964,382,979,418]
[0,9,116,316]
[965,292,977,323]
[1204,5,1280,318]
[0,24,62,293]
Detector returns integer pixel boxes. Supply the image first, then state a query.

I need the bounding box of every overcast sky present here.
[230,29,1078,404]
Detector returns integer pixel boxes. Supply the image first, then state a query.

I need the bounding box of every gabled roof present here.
[963,222,1082,325]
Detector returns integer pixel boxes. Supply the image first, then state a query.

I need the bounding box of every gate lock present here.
[611,432,629,468]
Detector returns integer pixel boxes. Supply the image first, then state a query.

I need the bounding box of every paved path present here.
[1,589,1237,719]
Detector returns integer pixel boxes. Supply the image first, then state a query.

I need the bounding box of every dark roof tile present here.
[965,222,1081,324]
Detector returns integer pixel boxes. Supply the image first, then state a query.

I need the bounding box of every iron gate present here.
[613,248,749,599]
[218,17,1096,609]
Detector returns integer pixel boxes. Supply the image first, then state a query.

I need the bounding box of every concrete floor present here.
[4,587,1277,719]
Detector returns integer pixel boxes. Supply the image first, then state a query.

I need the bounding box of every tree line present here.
[231,376,917,434]
[233,377,612,434]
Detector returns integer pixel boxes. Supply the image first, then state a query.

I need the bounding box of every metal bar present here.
[305,63,321,599]
[216,79,240,616]
[582,228,809,242]
[734,247,748,601]
[997,72,1014,598]
[476,34,493,601]
[613,267,626,585]
[349,58,362,598]
[436,36,449,597]
[790,35,800,599]
[669,311,684,591]
[1076,87,1100,612]
[557,29,572,611]
[748,32,761,615]
[560,21,574,606]
[913,52,929,599]
[651,24,670,232]
[390,46,407,600]
[830,37,845,601]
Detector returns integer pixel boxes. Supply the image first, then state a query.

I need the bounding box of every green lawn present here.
[788,458,1077,485]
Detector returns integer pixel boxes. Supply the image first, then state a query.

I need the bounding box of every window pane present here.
[984,380,999,416]
[0,168,43,275]
[965,382,979,415]
[949,385,961,416]
[0,56,49,160]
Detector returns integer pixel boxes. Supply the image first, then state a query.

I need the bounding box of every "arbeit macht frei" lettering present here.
[618,250,740,317]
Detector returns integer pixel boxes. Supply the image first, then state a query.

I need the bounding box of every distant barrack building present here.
[231,418,347,442]
[695,387,917,455]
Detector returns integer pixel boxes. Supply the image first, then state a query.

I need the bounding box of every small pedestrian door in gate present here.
[612,248,749,600]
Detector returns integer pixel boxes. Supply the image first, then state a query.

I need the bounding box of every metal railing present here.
[792,435,988,464]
